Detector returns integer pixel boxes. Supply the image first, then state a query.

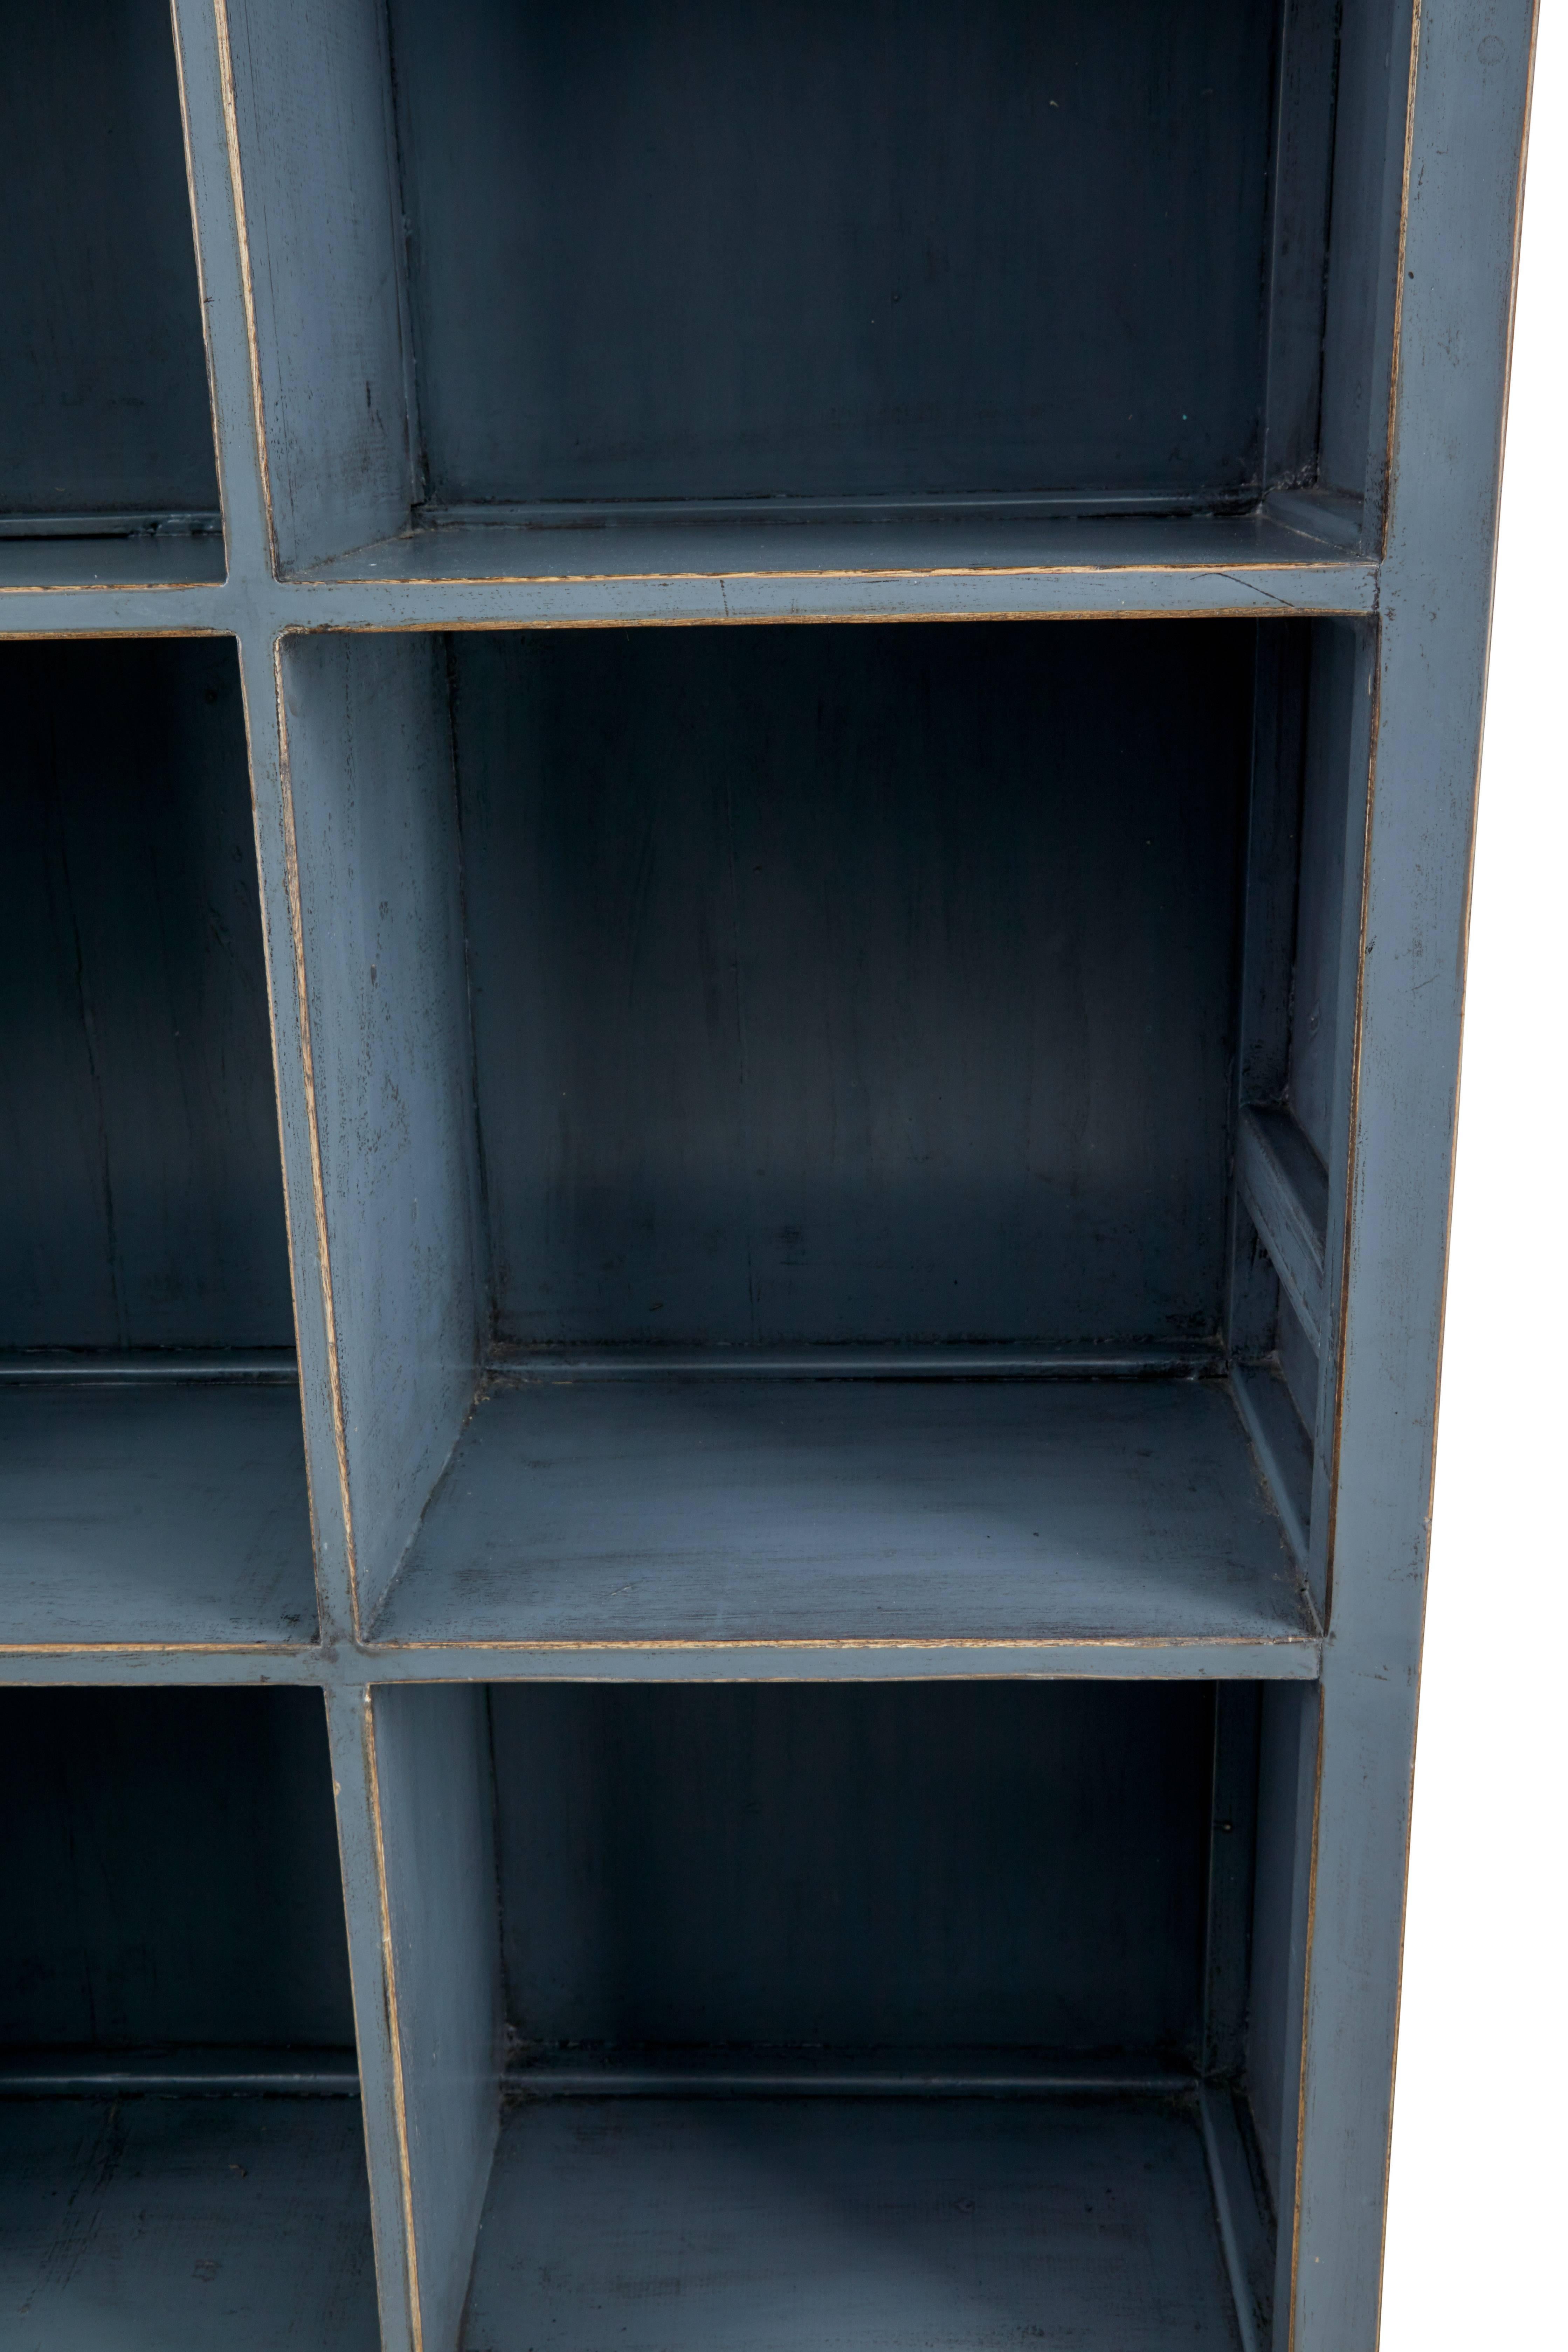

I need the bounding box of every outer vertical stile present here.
[1290,8,1536,2351]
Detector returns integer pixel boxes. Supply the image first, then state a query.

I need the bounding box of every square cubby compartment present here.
[0,640,315,1650]
[0,1688,377,2349]
[230,0,1406,574]
[0,0,222,585]
[283,616,1363,1657]
[372,1678,1317,2348]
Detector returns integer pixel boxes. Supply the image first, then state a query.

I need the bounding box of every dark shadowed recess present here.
[0,1688,354,2051]
[390,0,1276,509]
[0,0,217,518]
[492,1681,1213,2062]
[0,639,293,1350]
[452,619,1255,1349]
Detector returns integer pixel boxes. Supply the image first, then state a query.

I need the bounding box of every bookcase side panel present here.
[1293,6,1535,2348]
[279,631,484,1635]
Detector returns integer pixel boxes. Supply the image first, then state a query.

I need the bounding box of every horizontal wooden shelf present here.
[0,1369,316,1651]
[0,2094,378,2350]
[369,1370,1318,1670]
[463,2090,1245,2352]
[292,509,1377,617]
[0,527,225,601]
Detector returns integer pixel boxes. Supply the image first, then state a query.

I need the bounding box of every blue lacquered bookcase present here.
[0,1,1535,2345]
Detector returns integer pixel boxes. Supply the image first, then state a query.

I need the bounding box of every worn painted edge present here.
[324,1686,420,2352]
[0,1636,1324,1687]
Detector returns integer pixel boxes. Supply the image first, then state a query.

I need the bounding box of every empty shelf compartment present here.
[0,1371,315,1648]
[375,1369,1312,1657]
[370,1676,1302,2347]
[0,0,219,561]
[0,1688,374,2347]
[464,2092,1241,2352]
[284,618,1324,1651]
[0,641,313,1649]
[0,2098,378,2352]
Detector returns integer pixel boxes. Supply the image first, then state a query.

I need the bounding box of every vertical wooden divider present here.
[325,1683,422,2352]
[274,630,486,1638]
[325,1683,504,2352]
[366,1683,506,2352]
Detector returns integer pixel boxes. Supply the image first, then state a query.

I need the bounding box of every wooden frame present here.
[0,0,1536,2346]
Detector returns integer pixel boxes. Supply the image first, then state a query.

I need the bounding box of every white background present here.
[1380,6,1567,2342]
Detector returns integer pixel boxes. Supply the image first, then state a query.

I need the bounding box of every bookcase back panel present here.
[0,1689,355,2050]
[0,639,293,1350]
[390,0,1276,507]
[0,0,217,517]
[457,621,1253,1349]
[491,1681,1211,2057]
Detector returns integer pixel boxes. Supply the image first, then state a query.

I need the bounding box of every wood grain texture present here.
[0,1383,315,1648]
[280,633,484,1633]
[390,0,1275,509]
[0,2097,379,2352]
[491,1681,1211,2057]
[375,1377,1308,1650]
[456,622,1251,1350]
[460,2096,1242,2351]
[223,0,414,570]
[0,0,217,518]
[370,1685,503,2352]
